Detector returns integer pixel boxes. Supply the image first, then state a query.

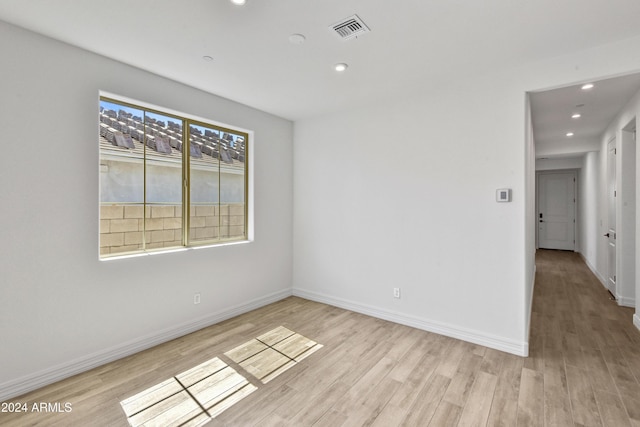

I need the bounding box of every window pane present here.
[220,132,246,240]
[144,111,183,250]
[99,96,248,258]
[189,124,220,243]
[99,101,145,256]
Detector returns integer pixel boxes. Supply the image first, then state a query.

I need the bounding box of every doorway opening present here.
[528,73,640,331]
[536,170,577,251]
[606,137,617,297]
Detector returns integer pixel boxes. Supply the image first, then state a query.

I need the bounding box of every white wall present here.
[536,137,600,158]
[579,151,605,280]
[619,127,636,307]
[0,21,293,399]
[293,34,640,356]
[294,83,526,354]
[536,157,584,171]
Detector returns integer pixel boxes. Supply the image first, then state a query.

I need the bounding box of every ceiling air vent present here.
[330,14,370,40]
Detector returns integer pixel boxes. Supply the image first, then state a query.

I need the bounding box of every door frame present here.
[607,137,617,297]
[535,169,578,251]
[618,121,636,307]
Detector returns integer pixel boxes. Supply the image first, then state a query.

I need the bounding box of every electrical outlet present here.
[393,288,401,299]
[194,293,201,304]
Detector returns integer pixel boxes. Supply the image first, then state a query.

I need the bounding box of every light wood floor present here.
[2,250,639,426]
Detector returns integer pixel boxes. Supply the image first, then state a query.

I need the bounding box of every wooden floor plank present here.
[486,354,523,427]
[456,371,498,427]
[331,356,396,416]
[313,409,348,427]
[433,339,468,378]
[593,389,632,427]
[370,354,438,426]
[428,401,463,426]
[287,381,350,425]
[581,346,619,394]
[442,350,484,407]
[480,348,505,377]
[341,377,401,427]
[543,368,573,427]
[516,367,544,427]
[401,374,451,426]
[565,362,603,426]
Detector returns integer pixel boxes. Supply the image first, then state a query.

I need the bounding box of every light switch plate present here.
[496,188,511,202]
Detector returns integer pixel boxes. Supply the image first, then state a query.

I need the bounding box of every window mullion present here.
[143,111,147,250]
[183,120,190,247]
[218,144,221,242]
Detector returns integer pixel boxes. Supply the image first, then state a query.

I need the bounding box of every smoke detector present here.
[330,14,370,40]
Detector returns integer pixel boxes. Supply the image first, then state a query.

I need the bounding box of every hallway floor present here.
[530,249,640,426]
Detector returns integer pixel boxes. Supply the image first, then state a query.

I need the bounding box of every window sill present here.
[99,240,251,261]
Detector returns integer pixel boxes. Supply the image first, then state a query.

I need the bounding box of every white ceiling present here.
[1,0,640,156]
[531,73,640,159]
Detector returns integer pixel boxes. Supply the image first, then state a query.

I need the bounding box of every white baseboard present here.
[617,296,636,308]
[579,253,607,288]
[634,314,640,332]
[525,264,536,355]
[0,289,292,402]
[578,254,636,308]
[292,288,527,357]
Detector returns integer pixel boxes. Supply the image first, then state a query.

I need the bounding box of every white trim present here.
[525,264,537,355]
[579,253,636,307]
[580,252,608,288]
[0,289,291,401]
[634,314,640,332]
[617,296,636,308]
[292,288,527,357]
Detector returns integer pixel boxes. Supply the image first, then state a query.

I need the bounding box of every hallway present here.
[529,250,640,426]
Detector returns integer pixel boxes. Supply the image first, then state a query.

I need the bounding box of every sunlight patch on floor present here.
[120,327,322,426]
[120,357,256,427]
[224,326,323,383]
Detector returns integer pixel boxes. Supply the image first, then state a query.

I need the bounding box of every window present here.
[99,96,248,258]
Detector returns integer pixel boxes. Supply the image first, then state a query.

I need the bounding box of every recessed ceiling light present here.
[202,55,214,62]
[571,113,581,119]
[289,34,306,45]
[581,83,594,90]
[566,132,574,137]
[230,0,246,5]
[334,63,348,72]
